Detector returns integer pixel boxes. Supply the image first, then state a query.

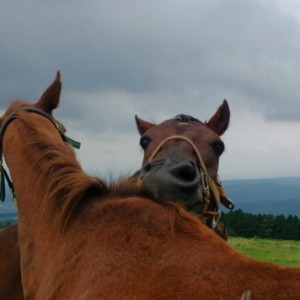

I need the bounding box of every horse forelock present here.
[173,114,202,123]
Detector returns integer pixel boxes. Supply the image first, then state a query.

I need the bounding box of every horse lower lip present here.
[169,190,203,212]
[174,179,200,190]
[142,172,202,204]
[143,170,200,190]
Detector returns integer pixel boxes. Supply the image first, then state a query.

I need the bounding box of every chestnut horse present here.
[1,73,300,299]
[0,98,231,299]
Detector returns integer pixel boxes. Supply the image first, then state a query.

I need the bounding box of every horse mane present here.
[12,107,103,230]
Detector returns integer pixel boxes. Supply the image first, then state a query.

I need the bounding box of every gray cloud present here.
[1,0,300,178]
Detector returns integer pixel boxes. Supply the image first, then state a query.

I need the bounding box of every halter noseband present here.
[0,107,81,203]
[147,135,211,205]
[146,134,234,227]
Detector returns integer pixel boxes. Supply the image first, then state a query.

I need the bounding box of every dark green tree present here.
[221,210,300,241]
[259,214,275,238]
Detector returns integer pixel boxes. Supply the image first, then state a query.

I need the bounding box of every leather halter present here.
[0,107,81,203]
[147,135,211,205]
[146,134,234,227]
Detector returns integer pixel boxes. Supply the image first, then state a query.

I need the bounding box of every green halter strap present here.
[0,107,81,203]
[22,107,81,149]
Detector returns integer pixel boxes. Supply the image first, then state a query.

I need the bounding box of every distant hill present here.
[222,177,300,217]
[0,198,17,224]
[1,177,300,223]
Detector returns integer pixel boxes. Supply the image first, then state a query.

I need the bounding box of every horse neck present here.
[2,115,82,292]
[4,120,34,190]
[2,115,77,232]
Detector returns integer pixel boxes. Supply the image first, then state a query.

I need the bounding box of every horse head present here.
[135,101,232,225]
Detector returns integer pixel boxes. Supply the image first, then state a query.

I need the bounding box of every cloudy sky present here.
[1,0,300,180]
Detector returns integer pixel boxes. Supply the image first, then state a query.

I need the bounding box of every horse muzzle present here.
[140,158,204,213]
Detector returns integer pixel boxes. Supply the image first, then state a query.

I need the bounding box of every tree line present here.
[1,210,300,240]
[220,209,300,240]
[0,221,13,229]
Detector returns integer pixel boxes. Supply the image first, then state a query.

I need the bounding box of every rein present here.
[146,135,234,227]
[0,107,81,203]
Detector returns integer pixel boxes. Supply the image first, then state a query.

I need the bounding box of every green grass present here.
[228,236,300,267]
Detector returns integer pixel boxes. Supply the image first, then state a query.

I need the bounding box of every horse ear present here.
[135,115,155,135]
[206,99,230,136]
[36,71,62,114]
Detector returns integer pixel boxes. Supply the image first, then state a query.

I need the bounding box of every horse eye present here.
[211,140,225,156]
[140,136,151,150]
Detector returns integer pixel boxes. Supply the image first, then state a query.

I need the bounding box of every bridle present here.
[145,134,234,228]
[147,135,211,205]
[0,107,81,203]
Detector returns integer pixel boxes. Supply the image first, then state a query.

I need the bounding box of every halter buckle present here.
[200,171,210,201]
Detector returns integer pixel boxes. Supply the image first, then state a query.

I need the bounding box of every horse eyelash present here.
[140,136,151,150]
[211,140,225,156]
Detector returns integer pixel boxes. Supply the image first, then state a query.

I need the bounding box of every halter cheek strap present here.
[0,107,81,203]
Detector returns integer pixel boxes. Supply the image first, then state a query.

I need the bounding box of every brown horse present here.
[135,101,234,229]
[0,74,80,300]
[0,96,231,299]
[1,73,300,299]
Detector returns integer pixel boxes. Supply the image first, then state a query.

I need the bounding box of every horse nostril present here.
[140,163,152,178]
[171,162,198,182]
[143,163,152,173]
[178,165,196,181]
[141,159,165,176]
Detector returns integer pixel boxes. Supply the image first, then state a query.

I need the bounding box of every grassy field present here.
[228,236,300,267]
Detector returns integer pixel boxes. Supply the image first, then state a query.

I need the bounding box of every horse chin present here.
[141,178,204,214]
[166,189,204,214]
